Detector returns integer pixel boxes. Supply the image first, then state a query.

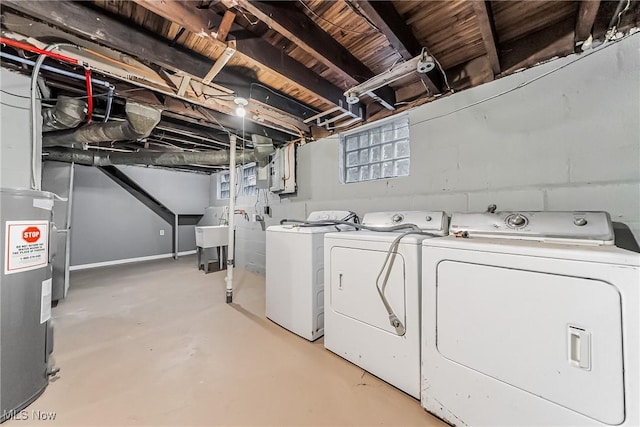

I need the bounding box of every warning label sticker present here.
[41,278,52,323]
[4,220,49,275]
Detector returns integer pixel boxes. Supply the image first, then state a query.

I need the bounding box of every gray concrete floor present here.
[12,256,446,426]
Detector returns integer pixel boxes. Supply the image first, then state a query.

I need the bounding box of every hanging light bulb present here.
[234,97,248,117]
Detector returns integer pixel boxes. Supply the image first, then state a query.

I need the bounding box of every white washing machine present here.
[421,211,639,426]
[324,211,448,398]
[266,211,355,341]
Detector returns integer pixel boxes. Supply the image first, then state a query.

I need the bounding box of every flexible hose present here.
[279,218,421,232]
[280,217,440,336]
[375,230,441,336]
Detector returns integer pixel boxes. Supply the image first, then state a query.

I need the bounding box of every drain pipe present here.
[225,134,237,304]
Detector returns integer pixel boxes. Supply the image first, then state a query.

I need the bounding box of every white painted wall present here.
[0,68,41,189]
[117,165,210,214]
[211,34,640,275]
[70,165,211,267]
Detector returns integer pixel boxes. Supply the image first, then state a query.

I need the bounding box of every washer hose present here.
[376,230,441,335]
[280,218,438,335]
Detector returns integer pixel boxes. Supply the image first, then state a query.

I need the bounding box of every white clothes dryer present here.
[324,211,448,398]
[266,211,355,341]
[421,211,639,426]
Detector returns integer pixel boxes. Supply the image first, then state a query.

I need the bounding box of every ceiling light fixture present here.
[234,97,248,117]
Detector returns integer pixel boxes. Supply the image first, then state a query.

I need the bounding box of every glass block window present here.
[340,113,410,183]
[242,164,258,197]
[217,163,258,199]
[218,171,231,200]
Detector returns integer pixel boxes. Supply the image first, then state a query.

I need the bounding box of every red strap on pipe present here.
[84,67,93,124]
[0,37,80,65]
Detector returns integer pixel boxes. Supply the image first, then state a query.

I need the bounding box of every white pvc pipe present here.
[225,134,236,303]
[30,43,76,190]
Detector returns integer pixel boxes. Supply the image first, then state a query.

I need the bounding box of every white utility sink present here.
[195,225,229,248]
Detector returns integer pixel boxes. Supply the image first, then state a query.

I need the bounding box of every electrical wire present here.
[423,47,451,93]
[411,32,637,128]
[282,141,295,182]
[84,67,94,123]
[297,0,378,36]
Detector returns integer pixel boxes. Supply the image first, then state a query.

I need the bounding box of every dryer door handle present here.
[567,325,591,370]
[338,272,343,290]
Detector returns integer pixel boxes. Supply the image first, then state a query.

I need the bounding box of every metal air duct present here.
[42,96,87,132]
[42,101,162,147]
[43,146,272,167]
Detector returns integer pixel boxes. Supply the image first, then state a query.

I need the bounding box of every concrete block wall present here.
[211,33,640,275]
[1,68,41,189]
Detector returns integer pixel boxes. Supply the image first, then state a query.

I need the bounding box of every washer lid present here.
[267,224,354,234]
[306,210,354,221]
[361,211,448,235]
[325,230,436,244]
[449,211,615,245]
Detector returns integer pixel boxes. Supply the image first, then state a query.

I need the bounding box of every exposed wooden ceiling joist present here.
[575,0,602,45]
[128,0,350,110]
[216,10,237,42]
[500,17,575,74]
[223,0,370,85]
[220,0,395,109]
[471,1,501,76]
[354,1,440,94]
[2,0,323,125]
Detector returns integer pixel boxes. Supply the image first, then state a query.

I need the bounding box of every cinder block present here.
[468,189,545,212]
[545,183,640,224]
[570,144,640,183]
[411,193,468,213]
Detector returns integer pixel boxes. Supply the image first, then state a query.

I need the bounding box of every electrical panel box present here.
[270,143,296,194]
[256,165,270,189]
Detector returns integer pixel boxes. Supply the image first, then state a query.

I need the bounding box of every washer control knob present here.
[506,214,527,228]
[425,216,432,222]
[392,214,404,223]
[574,217,588,226]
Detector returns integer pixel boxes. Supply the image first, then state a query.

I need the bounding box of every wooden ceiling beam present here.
[129,0,348,109]
[222,0,371,85]
[216,10,237,42]
[221,0,397,109]
[471,1,501,76]
[500,17,575,74]
[355,1,441,95]
[356,1,420,59]
[3,0,341,120]
[575,0,601,45]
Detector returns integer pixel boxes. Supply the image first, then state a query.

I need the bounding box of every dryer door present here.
[436,260,624,425]
[330,246,405,334]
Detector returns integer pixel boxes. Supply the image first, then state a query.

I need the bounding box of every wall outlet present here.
[159,229,165,236]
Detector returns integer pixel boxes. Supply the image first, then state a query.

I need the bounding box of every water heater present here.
[0,188,55,421]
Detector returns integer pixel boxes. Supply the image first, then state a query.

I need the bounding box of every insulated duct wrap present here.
[42,102,162,147]
[42,96,87,132]
[44,147,259,167]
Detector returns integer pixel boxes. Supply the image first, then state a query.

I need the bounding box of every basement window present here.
[217,163,258,200]
[340,113,410,183]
